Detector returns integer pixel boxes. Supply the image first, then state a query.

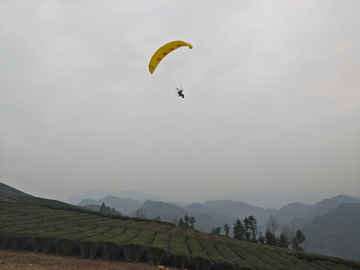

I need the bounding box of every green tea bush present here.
[257,245,298,269]
[115,220,137,228]
[182,229,197,239]
[30,222,89,253]
[7,234,29,250]
[310,260,333,269]
[242,244,283,269]
[197,234,235,270]
[272,249,314,269]
[295,251,360,270]
[1,221,55,250]
[152,224,175,233]
[123,230,155,262]
[78,226,126,258]
[186,237,213,270]
[167,227,184,235]
[0,212,36,222]
[7,220,72,252]
[146,233,170,266]
[99,228,139,259]
[0,215,50,230]
[169,234,190,269]
[0,232,9,249]
[55,225,110,255]
[140,223,163,231]
[53,223,99,254]
[211,235,253,270]
[227,242,275,270]
[127,221,152,229]
[65,213,101,222]
[91,218,114,226]
[131,217,152,222]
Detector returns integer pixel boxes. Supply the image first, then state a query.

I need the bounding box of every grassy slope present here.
[1,185,360,270]
[0,182,30,196]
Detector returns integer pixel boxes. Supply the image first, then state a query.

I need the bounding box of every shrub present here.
[99,228,139,259]
[152,224,175,233]
[146,233,170,266]
[7,234,29,250]
[167,227,184,235]
[271,249,310,269]
[2,226,47,251]
[211,235,254,270]
[55,225,111,255]
[30,222,91,253]
[241,244,283,269]
[0,215,39,229]
[0,232,9,249]
[115,220,137,228]
[186,237,213,270]
[27,220,79,253]
[140,223,163,231]
[169,235,190,269]
[227,241,275,270]
[257,245,296,269]
[182,229,197,239]
[123,230,155,262]
[78,227,126,258]
[53,223,99,255]
[197,234,235,270]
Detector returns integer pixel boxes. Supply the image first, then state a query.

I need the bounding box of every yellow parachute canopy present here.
[149,40,193,74]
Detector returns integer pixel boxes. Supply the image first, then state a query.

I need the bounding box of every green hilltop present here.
[1,182,360,270]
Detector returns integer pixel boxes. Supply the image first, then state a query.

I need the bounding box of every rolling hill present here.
[303,203,360,261]
[1,182,360,270]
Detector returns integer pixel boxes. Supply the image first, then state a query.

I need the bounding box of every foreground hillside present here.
[1,185,360,270]
[1,204,359,269]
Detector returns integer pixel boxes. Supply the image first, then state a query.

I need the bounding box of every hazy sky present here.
[1,1,359,202]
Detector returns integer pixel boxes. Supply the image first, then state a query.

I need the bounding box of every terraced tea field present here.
[1,201,360,270]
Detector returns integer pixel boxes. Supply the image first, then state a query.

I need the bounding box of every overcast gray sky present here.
[1,0,359,202]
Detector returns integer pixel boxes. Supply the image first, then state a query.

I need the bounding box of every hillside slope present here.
[287,195,360,230]
[304,203,360,261]
[0,182,30,196]
[1,193,360,269]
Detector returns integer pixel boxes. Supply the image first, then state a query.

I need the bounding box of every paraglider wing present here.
[149,40,193,74]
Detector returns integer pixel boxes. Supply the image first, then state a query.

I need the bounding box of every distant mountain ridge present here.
[78,195,142,215]
[138,195,360,235]
[274,202,312,224]
[141,200,186,219]
[67,187,350,210]
[70,186,360,235]
[190,189,344,209]
[65,188,187,206]
[304,202,360,261]
[286,195,360,230]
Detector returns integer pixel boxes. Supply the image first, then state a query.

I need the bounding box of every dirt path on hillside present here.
[0,250,181,270]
